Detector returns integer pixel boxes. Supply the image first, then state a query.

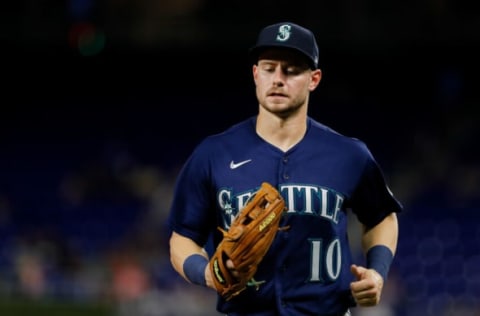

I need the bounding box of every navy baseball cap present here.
[249,22,319,69]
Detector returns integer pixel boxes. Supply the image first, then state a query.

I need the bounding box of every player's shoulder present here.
[201,117,255,144]
[308,117,371,155]
[191,116,255,152]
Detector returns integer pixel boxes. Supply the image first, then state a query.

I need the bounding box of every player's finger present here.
[350,275,379,292]
[355,297,378,307]
[350,281,368,293]
[226,259,239,278]
[226,259,235,270]
[350,281,377,299]
[352,286,377,298]
[350,264,366,280]
[351,285,380,306]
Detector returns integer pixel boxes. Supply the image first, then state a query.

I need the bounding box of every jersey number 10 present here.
[308,238,341,282]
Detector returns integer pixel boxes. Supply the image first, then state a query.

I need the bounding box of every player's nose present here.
[272,67,286,86]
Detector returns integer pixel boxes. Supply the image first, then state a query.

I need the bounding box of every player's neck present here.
[256,111,307,152]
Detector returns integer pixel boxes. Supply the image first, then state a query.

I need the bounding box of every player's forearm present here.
[361,212,398,254]
[169,231,208,280]
[359,212,398,283]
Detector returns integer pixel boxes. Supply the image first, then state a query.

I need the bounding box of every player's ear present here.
[309,69,322,91]
[253,64,259,83]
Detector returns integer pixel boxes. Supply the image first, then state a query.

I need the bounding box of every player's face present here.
[253,49,321,117]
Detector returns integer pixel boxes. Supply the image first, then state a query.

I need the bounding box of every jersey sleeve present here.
[349,150,403,228]
[167,140,217,247]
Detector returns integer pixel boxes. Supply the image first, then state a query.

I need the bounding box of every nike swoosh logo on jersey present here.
[230,159,252,169]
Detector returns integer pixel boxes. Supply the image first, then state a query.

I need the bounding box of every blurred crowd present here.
[0,141,220,315]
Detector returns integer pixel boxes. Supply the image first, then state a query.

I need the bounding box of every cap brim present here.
[249,45,317,70]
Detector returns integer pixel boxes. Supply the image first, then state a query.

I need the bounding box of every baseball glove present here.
[209,182,287,301]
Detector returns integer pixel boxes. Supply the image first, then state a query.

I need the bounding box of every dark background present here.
[3,1,479,160]
[1,1,479,315]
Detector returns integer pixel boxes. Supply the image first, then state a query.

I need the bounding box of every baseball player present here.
[168,21,402,316]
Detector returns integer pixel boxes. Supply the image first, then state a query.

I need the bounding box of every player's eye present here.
[284,66,303,75]
[260,65,275,72]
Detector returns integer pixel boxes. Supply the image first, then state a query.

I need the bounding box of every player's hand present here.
[350,264,384,307]
[206,259,239,290]
[204,261,215,290]
[226,259,240,278]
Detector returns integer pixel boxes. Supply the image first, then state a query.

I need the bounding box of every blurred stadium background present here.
[1,1,480,315]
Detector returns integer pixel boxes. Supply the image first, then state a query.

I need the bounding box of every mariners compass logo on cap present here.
[249,22,319,69]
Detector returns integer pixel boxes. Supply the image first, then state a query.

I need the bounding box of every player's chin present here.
[264,103,300,118]
[263,99,288,109]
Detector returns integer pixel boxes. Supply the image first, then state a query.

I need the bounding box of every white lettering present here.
[284,185,297,212]
[319,188,331,220]
[325,239,341,280]
[217,189,231,210]
[332,194,344,224]
[304,186,317,213]
[280,184,345,225]
[309,239,322,282]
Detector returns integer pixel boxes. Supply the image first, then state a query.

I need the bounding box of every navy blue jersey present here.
[168,116,402,315]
